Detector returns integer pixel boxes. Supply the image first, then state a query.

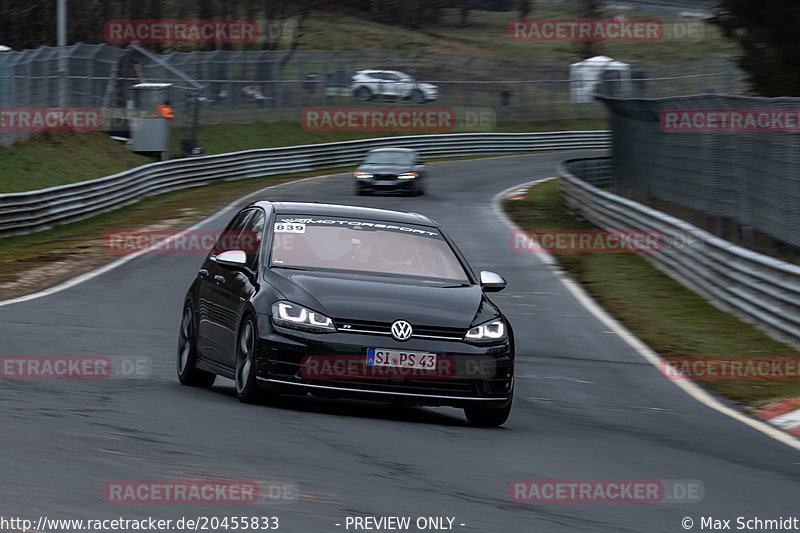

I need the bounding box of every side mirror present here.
[215,249,247,268]
[480,271,506,292]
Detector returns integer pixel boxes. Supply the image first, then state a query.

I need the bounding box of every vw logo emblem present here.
[391,320,413,341]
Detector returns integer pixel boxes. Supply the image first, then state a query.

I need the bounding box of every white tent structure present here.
[570,55,632,102]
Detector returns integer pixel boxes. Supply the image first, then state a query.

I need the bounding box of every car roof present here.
[356,69,406,76]
[366,147,416,153]
[252,201,436,227]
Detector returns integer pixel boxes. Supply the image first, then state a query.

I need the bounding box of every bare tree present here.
[516,0,532,19]
[459,0,471,27]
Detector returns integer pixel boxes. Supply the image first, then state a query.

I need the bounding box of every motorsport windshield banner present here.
[274,217,443,239]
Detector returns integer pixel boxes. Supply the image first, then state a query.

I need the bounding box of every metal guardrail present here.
[0,131,609,238]
[558,157,613,189]
[559,157,800,349]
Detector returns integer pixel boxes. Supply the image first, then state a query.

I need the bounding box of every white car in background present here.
[351,70,438,103]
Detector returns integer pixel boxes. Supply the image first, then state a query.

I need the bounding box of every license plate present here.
[367,348,437,370]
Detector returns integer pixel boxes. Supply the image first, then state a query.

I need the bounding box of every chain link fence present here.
[602,94,800,261]
[0,43,747,146]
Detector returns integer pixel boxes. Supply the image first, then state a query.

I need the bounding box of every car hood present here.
[356,163,415,174]
[417,82,437,90]
[268,270,483,328]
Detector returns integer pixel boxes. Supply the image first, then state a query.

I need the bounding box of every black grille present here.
[310,377,478,395]
[336,319,464,340]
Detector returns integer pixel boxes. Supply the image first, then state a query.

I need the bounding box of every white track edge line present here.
[492,177,800,452]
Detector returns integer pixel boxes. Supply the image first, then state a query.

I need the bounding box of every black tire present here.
[355,87,372,101]
[177,302,216,388]
[464,399,512,427]
[410,89,425,104]
[235,315,266,403]
[355,184,369,196]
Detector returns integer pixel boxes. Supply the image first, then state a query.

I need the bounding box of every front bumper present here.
[420,89,438,101]
[254,318,514,407]
[355,177,418,194]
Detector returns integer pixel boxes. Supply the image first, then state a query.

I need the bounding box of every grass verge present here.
[0,132,157,193]
[503,178,800,410]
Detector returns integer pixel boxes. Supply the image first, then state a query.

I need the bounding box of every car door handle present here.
[214,275,225,285]
[198,269,209,278]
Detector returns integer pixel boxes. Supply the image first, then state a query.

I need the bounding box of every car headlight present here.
[464,319,506,343]
[271,301,336,333]
[398,173,418,180]
[354,172,373,179]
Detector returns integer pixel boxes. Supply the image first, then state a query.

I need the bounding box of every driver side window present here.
[213,210,252,256]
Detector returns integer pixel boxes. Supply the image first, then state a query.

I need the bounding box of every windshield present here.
[270,216,469,282]
[363,151,413,165]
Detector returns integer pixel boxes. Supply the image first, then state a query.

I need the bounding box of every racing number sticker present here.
[274,223,306,233]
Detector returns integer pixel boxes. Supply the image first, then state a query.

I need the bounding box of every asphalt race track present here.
[2,151,799,533]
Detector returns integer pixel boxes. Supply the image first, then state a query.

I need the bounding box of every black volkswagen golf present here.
[178,201,514,426]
